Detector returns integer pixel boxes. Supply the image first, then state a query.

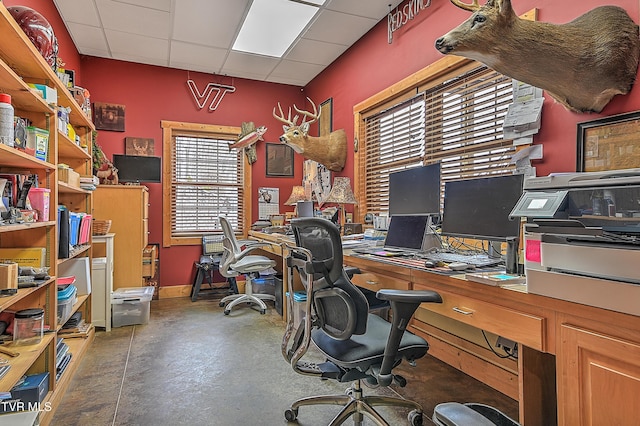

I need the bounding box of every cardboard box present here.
[11,372,49,405]
[27,83,57,106]
[0,248,46,268]
[58,167,80,188]
[0,262,18,289]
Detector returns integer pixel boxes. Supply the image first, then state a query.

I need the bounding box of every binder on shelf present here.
[58,205,70,258]
[78,214,92,245]
[69,212,81,246]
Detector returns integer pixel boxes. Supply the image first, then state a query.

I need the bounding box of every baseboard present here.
[158,285,192,299]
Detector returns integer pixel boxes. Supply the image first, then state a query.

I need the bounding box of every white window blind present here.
[362,65,514,215]
[170,134,244,236]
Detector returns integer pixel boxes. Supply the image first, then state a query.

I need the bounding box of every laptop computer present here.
[354,215,432,257]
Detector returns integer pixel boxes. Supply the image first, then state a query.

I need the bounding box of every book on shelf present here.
[465,272,525,286]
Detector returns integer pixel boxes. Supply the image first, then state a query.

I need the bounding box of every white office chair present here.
[218,216,276,315]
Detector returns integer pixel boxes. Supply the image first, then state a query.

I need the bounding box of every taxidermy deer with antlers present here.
[273,98,347,172]
[435,0,640,113]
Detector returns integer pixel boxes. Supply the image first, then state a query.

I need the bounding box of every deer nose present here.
[435,37,451,53]
[279,136,286,142]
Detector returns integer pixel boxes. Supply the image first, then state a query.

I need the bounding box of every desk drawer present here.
[414,284,545,351]
[351,272,409,292]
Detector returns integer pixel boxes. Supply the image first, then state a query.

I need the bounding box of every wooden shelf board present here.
[0,279,54,312]
[57,132,90,161]
[0,333,55,392]
[0,144,55,171]
[0,58,52,115]
[0,220,55,234]
[57,181,89,194]
[57,246,91,266]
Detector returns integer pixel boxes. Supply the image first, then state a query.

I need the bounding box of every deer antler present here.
[450,0,481,12]
[293,97,321,126]
[273,102,299,127]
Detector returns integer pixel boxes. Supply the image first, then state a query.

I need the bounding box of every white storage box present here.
[111,286,154,328]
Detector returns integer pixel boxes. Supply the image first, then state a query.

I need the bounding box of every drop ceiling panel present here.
[303,9,377,46]
[95,0,171,39]
[169,41,228,73]
[54,0,399,86]
[172,0,249,48]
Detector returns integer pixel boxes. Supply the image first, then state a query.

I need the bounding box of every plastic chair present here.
[218,216,276,315]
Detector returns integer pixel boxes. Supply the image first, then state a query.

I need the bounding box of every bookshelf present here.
[0,3,95,424]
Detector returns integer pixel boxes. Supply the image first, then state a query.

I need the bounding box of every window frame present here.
[161,120,251,247]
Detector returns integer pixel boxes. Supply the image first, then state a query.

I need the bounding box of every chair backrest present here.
[219,216,240,277]
[290,218,369,338]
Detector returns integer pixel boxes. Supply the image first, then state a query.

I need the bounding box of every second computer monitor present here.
[389,162,441,216]
[441,174,524,241]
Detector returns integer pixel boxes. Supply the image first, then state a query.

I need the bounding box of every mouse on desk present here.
[424,260,437,268]
[447,262,474,271]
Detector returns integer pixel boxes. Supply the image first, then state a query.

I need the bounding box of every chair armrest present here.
[344,266,361,278]
[236,241,273,258]
[375,289,442,386]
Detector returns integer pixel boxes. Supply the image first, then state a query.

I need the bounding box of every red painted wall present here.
[9,0,640,288]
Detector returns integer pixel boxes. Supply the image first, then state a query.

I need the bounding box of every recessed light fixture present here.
[233,0,325,58]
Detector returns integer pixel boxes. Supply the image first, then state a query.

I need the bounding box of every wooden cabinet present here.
[557,316,640,425]
[93,186,149,289]
[0,3,95,424]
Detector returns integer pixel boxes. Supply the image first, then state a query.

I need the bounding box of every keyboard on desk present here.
[422,252,503,268]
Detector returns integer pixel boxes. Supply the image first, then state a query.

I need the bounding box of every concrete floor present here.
[52,296,518,425]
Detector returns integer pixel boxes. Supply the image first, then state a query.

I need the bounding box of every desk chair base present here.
[219,276,275,315]
[284,379,423,426]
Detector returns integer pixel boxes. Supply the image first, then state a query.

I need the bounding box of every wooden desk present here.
[248,232,640,425]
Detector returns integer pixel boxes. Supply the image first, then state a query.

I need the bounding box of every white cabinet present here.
[92,233,114,331]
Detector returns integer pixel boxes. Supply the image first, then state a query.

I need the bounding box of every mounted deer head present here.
[273,97,347,172]
[435,1,640,113]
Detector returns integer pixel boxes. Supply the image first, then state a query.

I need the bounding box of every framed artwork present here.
[265,143,294,177]
[93,102,125,132]
[303,159,331,206]
[319,98,333,137]
[125,137,155,156]
[577,111,640,172]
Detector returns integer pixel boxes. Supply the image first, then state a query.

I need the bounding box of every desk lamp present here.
[284,185,307,217]
[324,177,358,232]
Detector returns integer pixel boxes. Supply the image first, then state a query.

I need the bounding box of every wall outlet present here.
[496,336,517,352]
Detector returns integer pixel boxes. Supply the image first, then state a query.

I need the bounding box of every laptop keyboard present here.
[421,252,503,268]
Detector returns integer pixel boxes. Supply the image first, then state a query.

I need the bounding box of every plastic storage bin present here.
[57,284,77,324]
[27,188,50,222]
[253,276,275,295]
[111,286,154,328]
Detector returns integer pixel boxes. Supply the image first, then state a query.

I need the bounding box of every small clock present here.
[364,212,374,224]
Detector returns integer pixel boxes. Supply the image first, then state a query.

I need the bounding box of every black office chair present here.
[282,217,443,426]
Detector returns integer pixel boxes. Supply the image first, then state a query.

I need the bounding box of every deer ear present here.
[283,125,290,133]
[300,122,310,135]
[497,0,513,15]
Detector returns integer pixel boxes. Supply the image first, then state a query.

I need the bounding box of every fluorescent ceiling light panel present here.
[233,0,323,57]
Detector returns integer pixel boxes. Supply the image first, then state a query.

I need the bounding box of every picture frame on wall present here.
[319,98,333,137]
[266,143,294,177]
[577,111,640,172]
[93,102,125,132]
[125,137,155,156]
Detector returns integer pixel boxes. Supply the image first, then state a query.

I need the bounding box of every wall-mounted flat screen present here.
[441,174,524,241]
[113,155,161,183]
[389,163,441,216]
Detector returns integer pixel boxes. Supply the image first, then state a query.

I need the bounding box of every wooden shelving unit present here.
[0,3,96,424]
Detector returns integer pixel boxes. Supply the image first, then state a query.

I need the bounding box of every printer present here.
[510,168,640,316]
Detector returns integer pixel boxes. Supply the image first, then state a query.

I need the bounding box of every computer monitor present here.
[389,163,441,216]
[441,174,524,241]
[113,155,161,183]
[383,214,431,252]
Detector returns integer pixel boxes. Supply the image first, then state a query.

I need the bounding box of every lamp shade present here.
[284,186,307,206]
[325,177,357,205]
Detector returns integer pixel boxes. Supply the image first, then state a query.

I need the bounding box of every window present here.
[161,121,249,247]
[356,62,515,216]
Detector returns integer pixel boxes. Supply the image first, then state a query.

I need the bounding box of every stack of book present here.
[55,338,72,381]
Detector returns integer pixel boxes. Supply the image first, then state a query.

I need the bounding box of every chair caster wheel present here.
[224,310,230,315]
[219,302,225,307]
[408,410,423,426]
[284,408,298,421]
[260,309,266,314]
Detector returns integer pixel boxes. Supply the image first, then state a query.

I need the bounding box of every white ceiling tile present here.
[325,0,403,20]
[303,9,376,46]
[169,41,227,73]
[270,60,324,81]
[96,0,171,39]
[66,22,109,52]
[222,51,279,75]
[173,0,249,48]
[114,0,172,12]
[53,0,101,26]
[287,38,346,66]
[105,29,169,64]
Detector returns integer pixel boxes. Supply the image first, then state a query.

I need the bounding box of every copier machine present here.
[510,168,640,316]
